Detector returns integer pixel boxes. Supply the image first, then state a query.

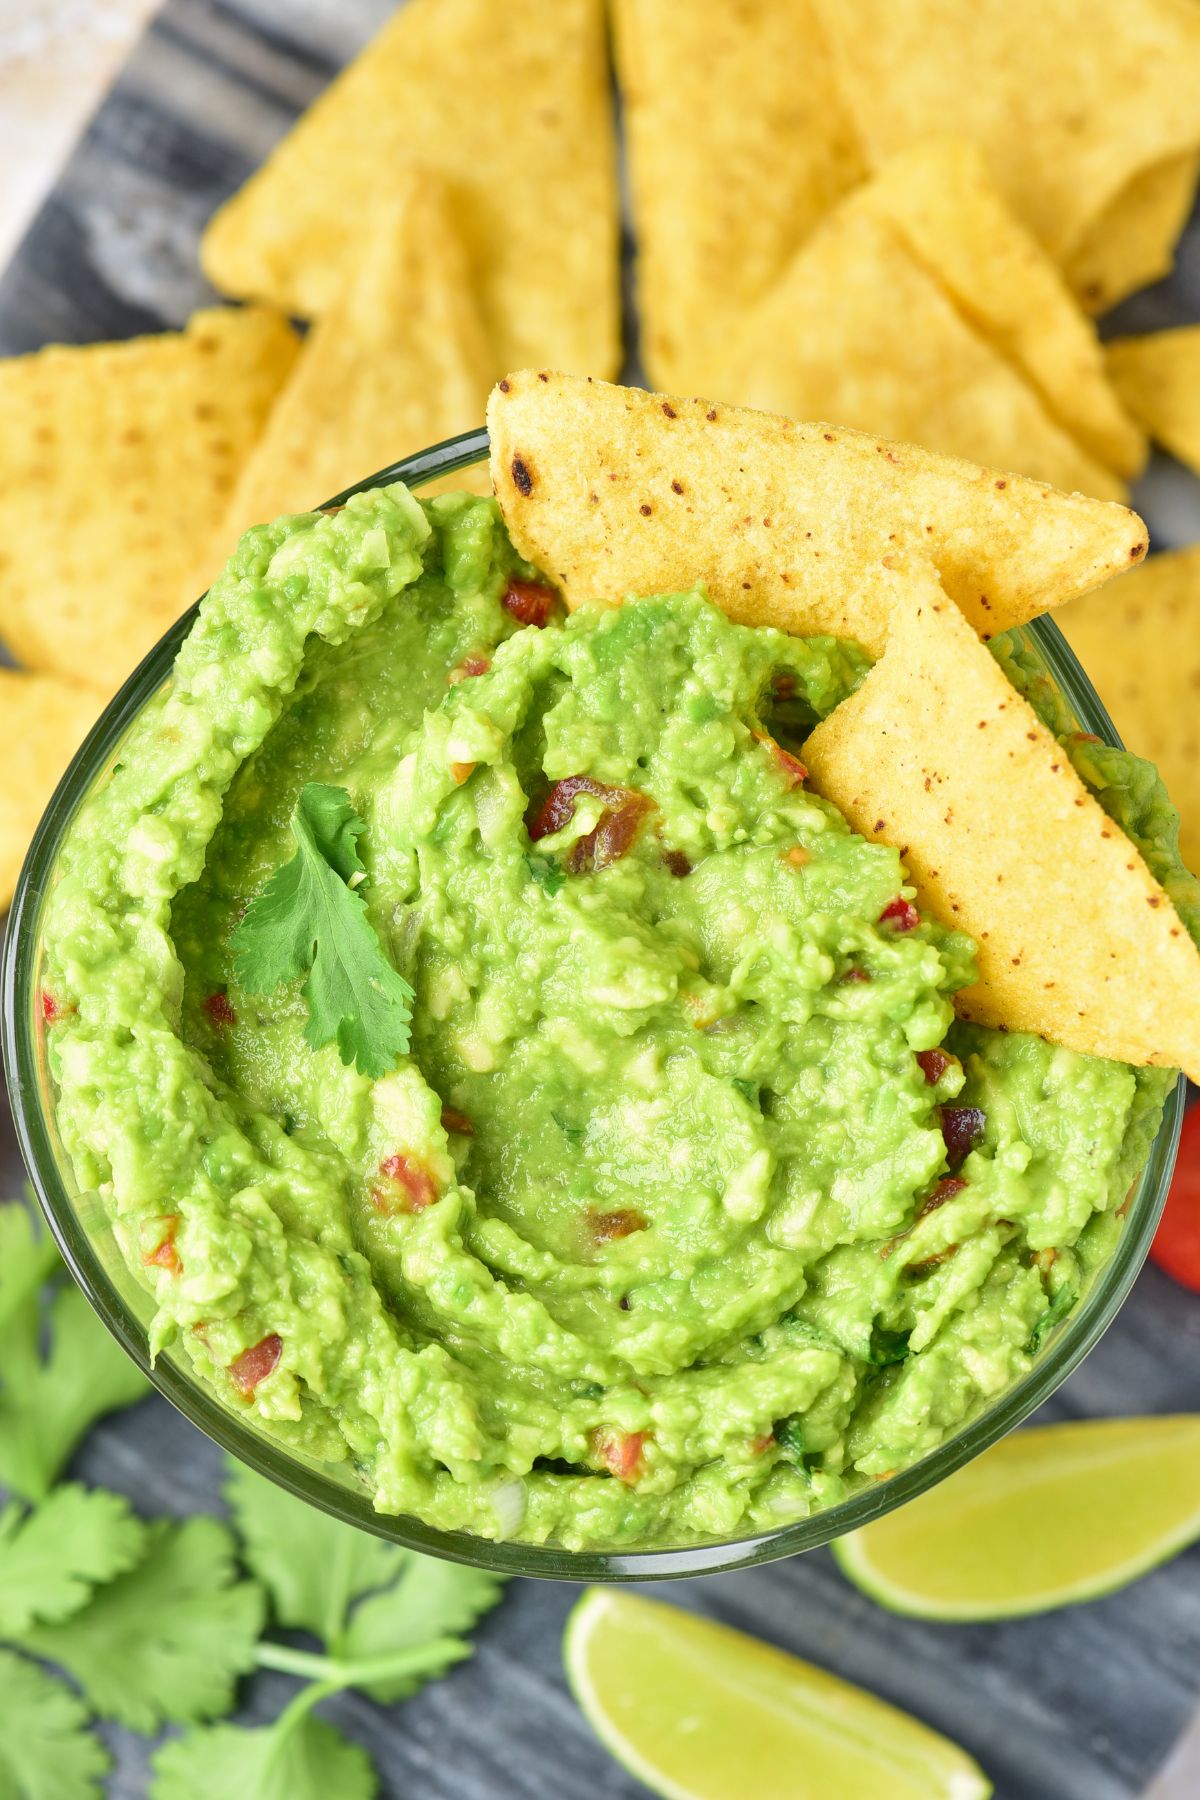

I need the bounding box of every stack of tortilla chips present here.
[5,0,1200,908]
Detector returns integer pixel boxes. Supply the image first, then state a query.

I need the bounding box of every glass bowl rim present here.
[1,425,1184,1581]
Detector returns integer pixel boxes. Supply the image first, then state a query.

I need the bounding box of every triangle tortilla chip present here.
[802,563,1200,1079]
[0,670,106,910]
[1058,545,1200,876]
[200,0,618,381]
[611,0,864,393]
[843,141,1144,478]
[811,0,1200,267]
[487,373,1147,659]
[0,307,300,694]
[211,174,492,549]
[1107,327,1200,477]
[707,201,1125,503]
[1066,151,1200,315]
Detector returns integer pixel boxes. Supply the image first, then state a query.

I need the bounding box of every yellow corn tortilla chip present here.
[803,564,1200,1078]
[1057,545,1200,875]
[1067,151,1200,315]
[0,670,106,911]
[488,373,1147,659]
[201,0,618,381]
[811,0,1200,266]
[0,307,300,694]
[1107,327,1200,477]
[846,141,1144,478]
[708,202,1125,503]
[212,174,492,553]
[611,0,864,393]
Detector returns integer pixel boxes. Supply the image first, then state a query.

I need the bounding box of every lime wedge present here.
[834,1415,1200,1621]
[564,1587,991,1800]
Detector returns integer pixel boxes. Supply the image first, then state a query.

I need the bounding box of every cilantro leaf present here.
[15,1518,265,1733]
[224,1460,402,1643]
[342,1555,506,1702]
[150,1714,376,1800]
[0,1279,151,1503]
[0,1487,147,1636]
[0,1200,59,1335]
[0,1649,110,1800]
[525,853,565,896]
[231,783,413,1079]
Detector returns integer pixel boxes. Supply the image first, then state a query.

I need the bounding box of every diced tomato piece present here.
[753,731,807,786]
[376,1152,441,1213]
[441,1107,474,1137]
[592,1428,648,1483]
[1151,1104,1200,1291]
[940,1107,986,1167]
[918,1175,967,1218]
[750,1431,776,1455]
[229,1334,282,1396]
[40,989,65,1023]
[203,992,236,1028]
[448,653,492,685]
[771,672,796,700]
[916,1048,954,1085]
[841,968,872,984]
[879,897,920,932]
[143,1215,182,1277]
[663,849,692,877]
[502,580,559,627]
[587,1208,647,1244]
[528,775,654,873]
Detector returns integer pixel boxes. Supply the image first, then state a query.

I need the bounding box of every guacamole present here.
[40,485,1174,1550]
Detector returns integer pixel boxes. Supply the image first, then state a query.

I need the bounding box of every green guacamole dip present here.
[40,484,1176,1550]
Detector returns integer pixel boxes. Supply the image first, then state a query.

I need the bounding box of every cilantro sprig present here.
[0,1203,150,1501]
[231,783,413,1079]
[0,1196,508,1800]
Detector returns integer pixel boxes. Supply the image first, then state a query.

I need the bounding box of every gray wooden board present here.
[3,3,1200,1795]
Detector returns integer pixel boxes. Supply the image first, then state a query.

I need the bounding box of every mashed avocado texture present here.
[40,485,1173,1550]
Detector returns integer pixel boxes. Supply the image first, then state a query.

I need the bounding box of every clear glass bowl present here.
[1,429,1184,1581]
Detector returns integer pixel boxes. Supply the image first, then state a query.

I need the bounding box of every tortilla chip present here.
[708,203,1125,504]
[212,174,492,553]
[1107,327,1200,477]
[1067,151,1200,315]
[1057,545,1200,875]
[200,0,618,381]
[0,307,300,694]
[811,0,1200,267]
[846,141,1144,478]
[611,0,864,393]
[0,670,106,911]
[488,373,1147,659]
[803,564,1200,1078]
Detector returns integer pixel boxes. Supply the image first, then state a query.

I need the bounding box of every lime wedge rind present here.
[832,1415,1200,1622]
[564,1587,992,1800]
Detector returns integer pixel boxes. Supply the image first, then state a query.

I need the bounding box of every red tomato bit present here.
[940,1107,986,1168]
[1151,1103,1200,1291]
[592,1428,648,1483]
[918,1176,968,1218]
[143,1215,182,1277]
[750,1431,776,1456]
[440,1107,474,1137]
[753,730,808,786]
[502,580,559,627]
[587,1208,647,1244]
[879,897,920,932]
[528,775,654,873]
[40,989,67,1023]
[203,991,237,1028]
[375,1152,441,1213]
[448,653,492,684]
[229,1334,282,1396]
[916,1048,954,1085]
